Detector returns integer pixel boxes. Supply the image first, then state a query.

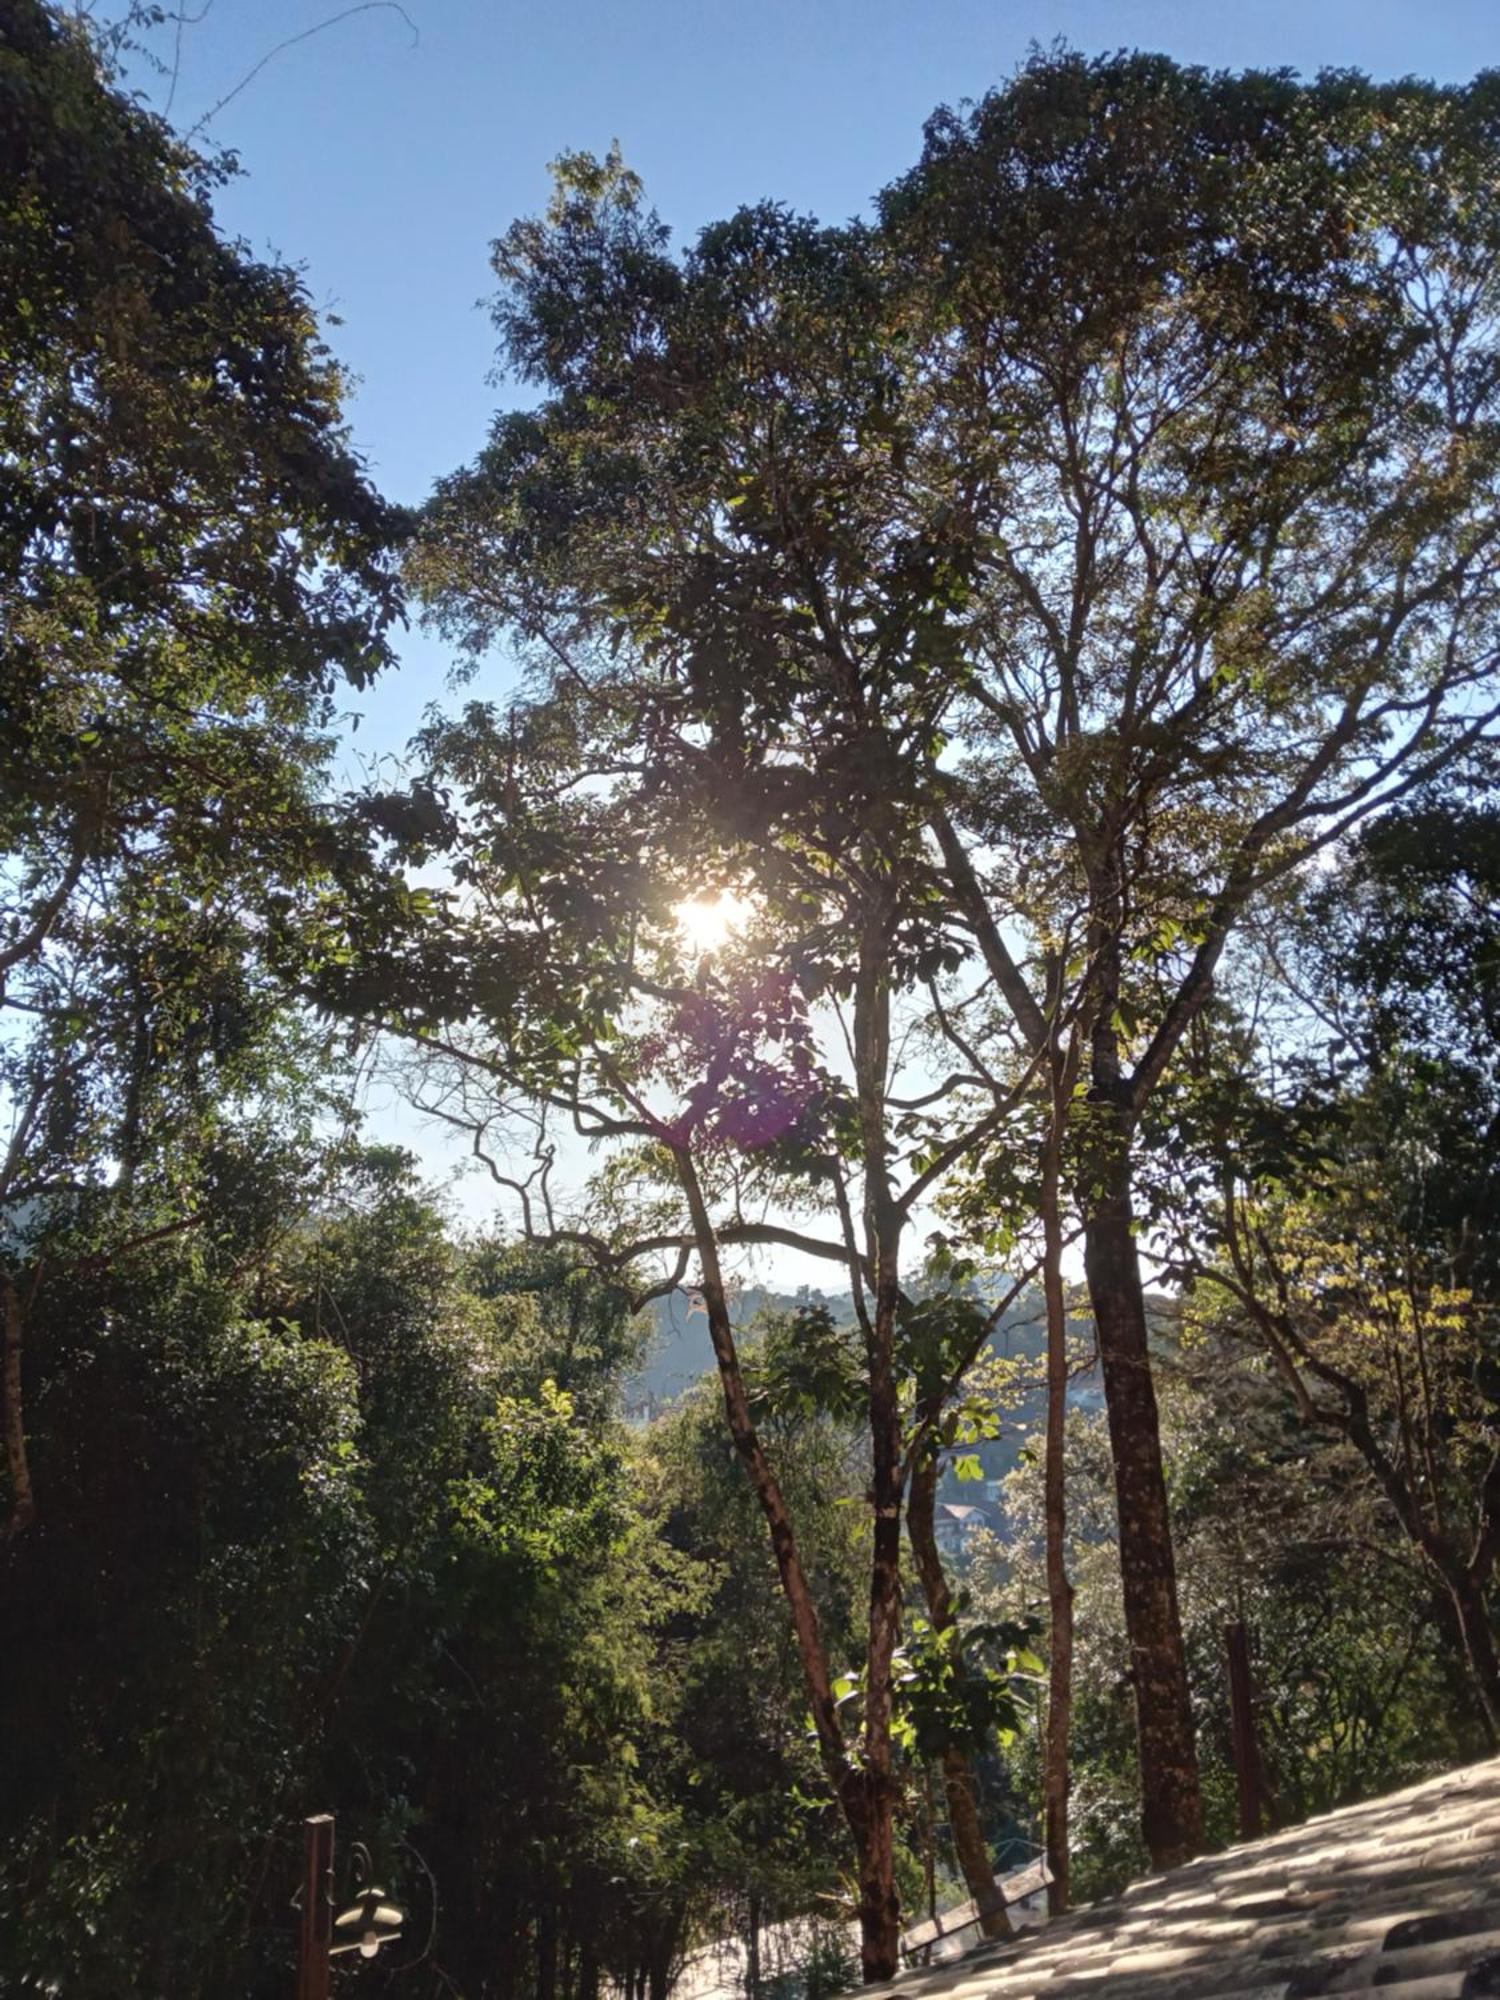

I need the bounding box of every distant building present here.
[932,1501,1001,1563]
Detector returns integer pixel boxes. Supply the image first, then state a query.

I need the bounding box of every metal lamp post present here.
[297,1815,406,1997]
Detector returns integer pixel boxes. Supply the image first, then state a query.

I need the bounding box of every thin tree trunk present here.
[668,887,910,1984]
[673,1148,849,1773]
[538,1902,559,2000]
[2,1268,36,1541]
[857,1325,903,1984]
[850,897,909,1984]
[1080,1129,1203,1869]
[646,1908,681,2000]
[906,1450,1012,1940]
[1445,1566,1500,1746]
[672,1147,892,1976]
[746,1890,762,2000]
[943,1749,1007,1936]
[1040,1029,1075,1914]
[923,1766,937,1935]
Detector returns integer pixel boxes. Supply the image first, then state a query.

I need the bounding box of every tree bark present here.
[673,1148,848,1777]
[850,895,910,1983]
[646,1908,681,2000]
[853,1799,900,1989]
[906,1450,1012,1940]
[1224,1620,1267,1839]
[943,1749,1008,1937]
[538,1901,559,2000]
[746,1890,762,2000]
[1040,1032,1075,1913]
[2,1268,36,1541]
[1080,1122,1203,1869]
[1444,1566,1500,1746]
[672,1145,896,1980]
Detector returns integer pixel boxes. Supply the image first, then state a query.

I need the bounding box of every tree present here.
[410,56,1500,1876]
[976,1357,1483,1901]
[0,0,406,1540]
[643,1348,868,1999]
[1184,786,1500,1734]
[402,131,1077,1964]
[0,1137,680,1999]
[0,1146,373,1996]
[1,0,402,968]
[368,701,1012,1978]
[882,53,1500,1863]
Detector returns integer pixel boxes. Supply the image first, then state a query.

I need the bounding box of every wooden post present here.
[298,1814,334,2000]
[1224,1622,1264,1841]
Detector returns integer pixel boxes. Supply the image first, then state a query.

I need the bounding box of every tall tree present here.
[409,56,1500,1885]
[0,0,405,1540]
[882,54,1500,1862]
[370,684,1009,1979]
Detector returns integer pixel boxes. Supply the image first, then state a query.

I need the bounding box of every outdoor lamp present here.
[329,1843,405,1961]
[331,1884,405,1959]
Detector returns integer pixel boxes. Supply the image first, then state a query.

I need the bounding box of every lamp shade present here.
[330,1886,404,1960]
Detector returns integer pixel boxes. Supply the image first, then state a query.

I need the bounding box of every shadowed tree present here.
[0,0,406,1541]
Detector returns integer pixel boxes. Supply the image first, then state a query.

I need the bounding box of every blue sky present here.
[112,0,1500,1257]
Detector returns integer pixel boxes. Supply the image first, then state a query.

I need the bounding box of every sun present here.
[674,890,752,956]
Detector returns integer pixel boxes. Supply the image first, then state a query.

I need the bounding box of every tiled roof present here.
[868,1758,1500,2000]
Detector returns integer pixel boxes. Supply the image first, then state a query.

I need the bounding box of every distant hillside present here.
[626,1284,840,1405]
[624,1282,1109,1430]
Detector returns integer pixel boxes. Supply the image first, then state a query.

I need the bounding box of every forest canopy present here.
[2,9,1499,1997]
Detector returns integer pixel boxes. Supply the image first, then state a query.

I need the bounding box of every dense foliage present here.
[2,9,1499,1996]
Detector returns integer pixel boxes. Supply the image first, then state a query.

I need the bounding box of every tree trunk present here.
[853,1790,901,1986]
[906,1450,1012,1940]
[493,1906,518,2000]
[746,1890,762,2000]
[672,1144,899,1982]
[1445,1565,1500,1746]
[857,1332,904,1983]
[1080,1134,1203,1869]
[943,1748,1008,1937]
[538,1902,559,2000]
[922,1766,938,1938]
[646,1908,681,2000]
[849,897,911,1984]
[2,1268,36,1541]
[1040,1044,1074,1913]
[1224,1619,1268,1838]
